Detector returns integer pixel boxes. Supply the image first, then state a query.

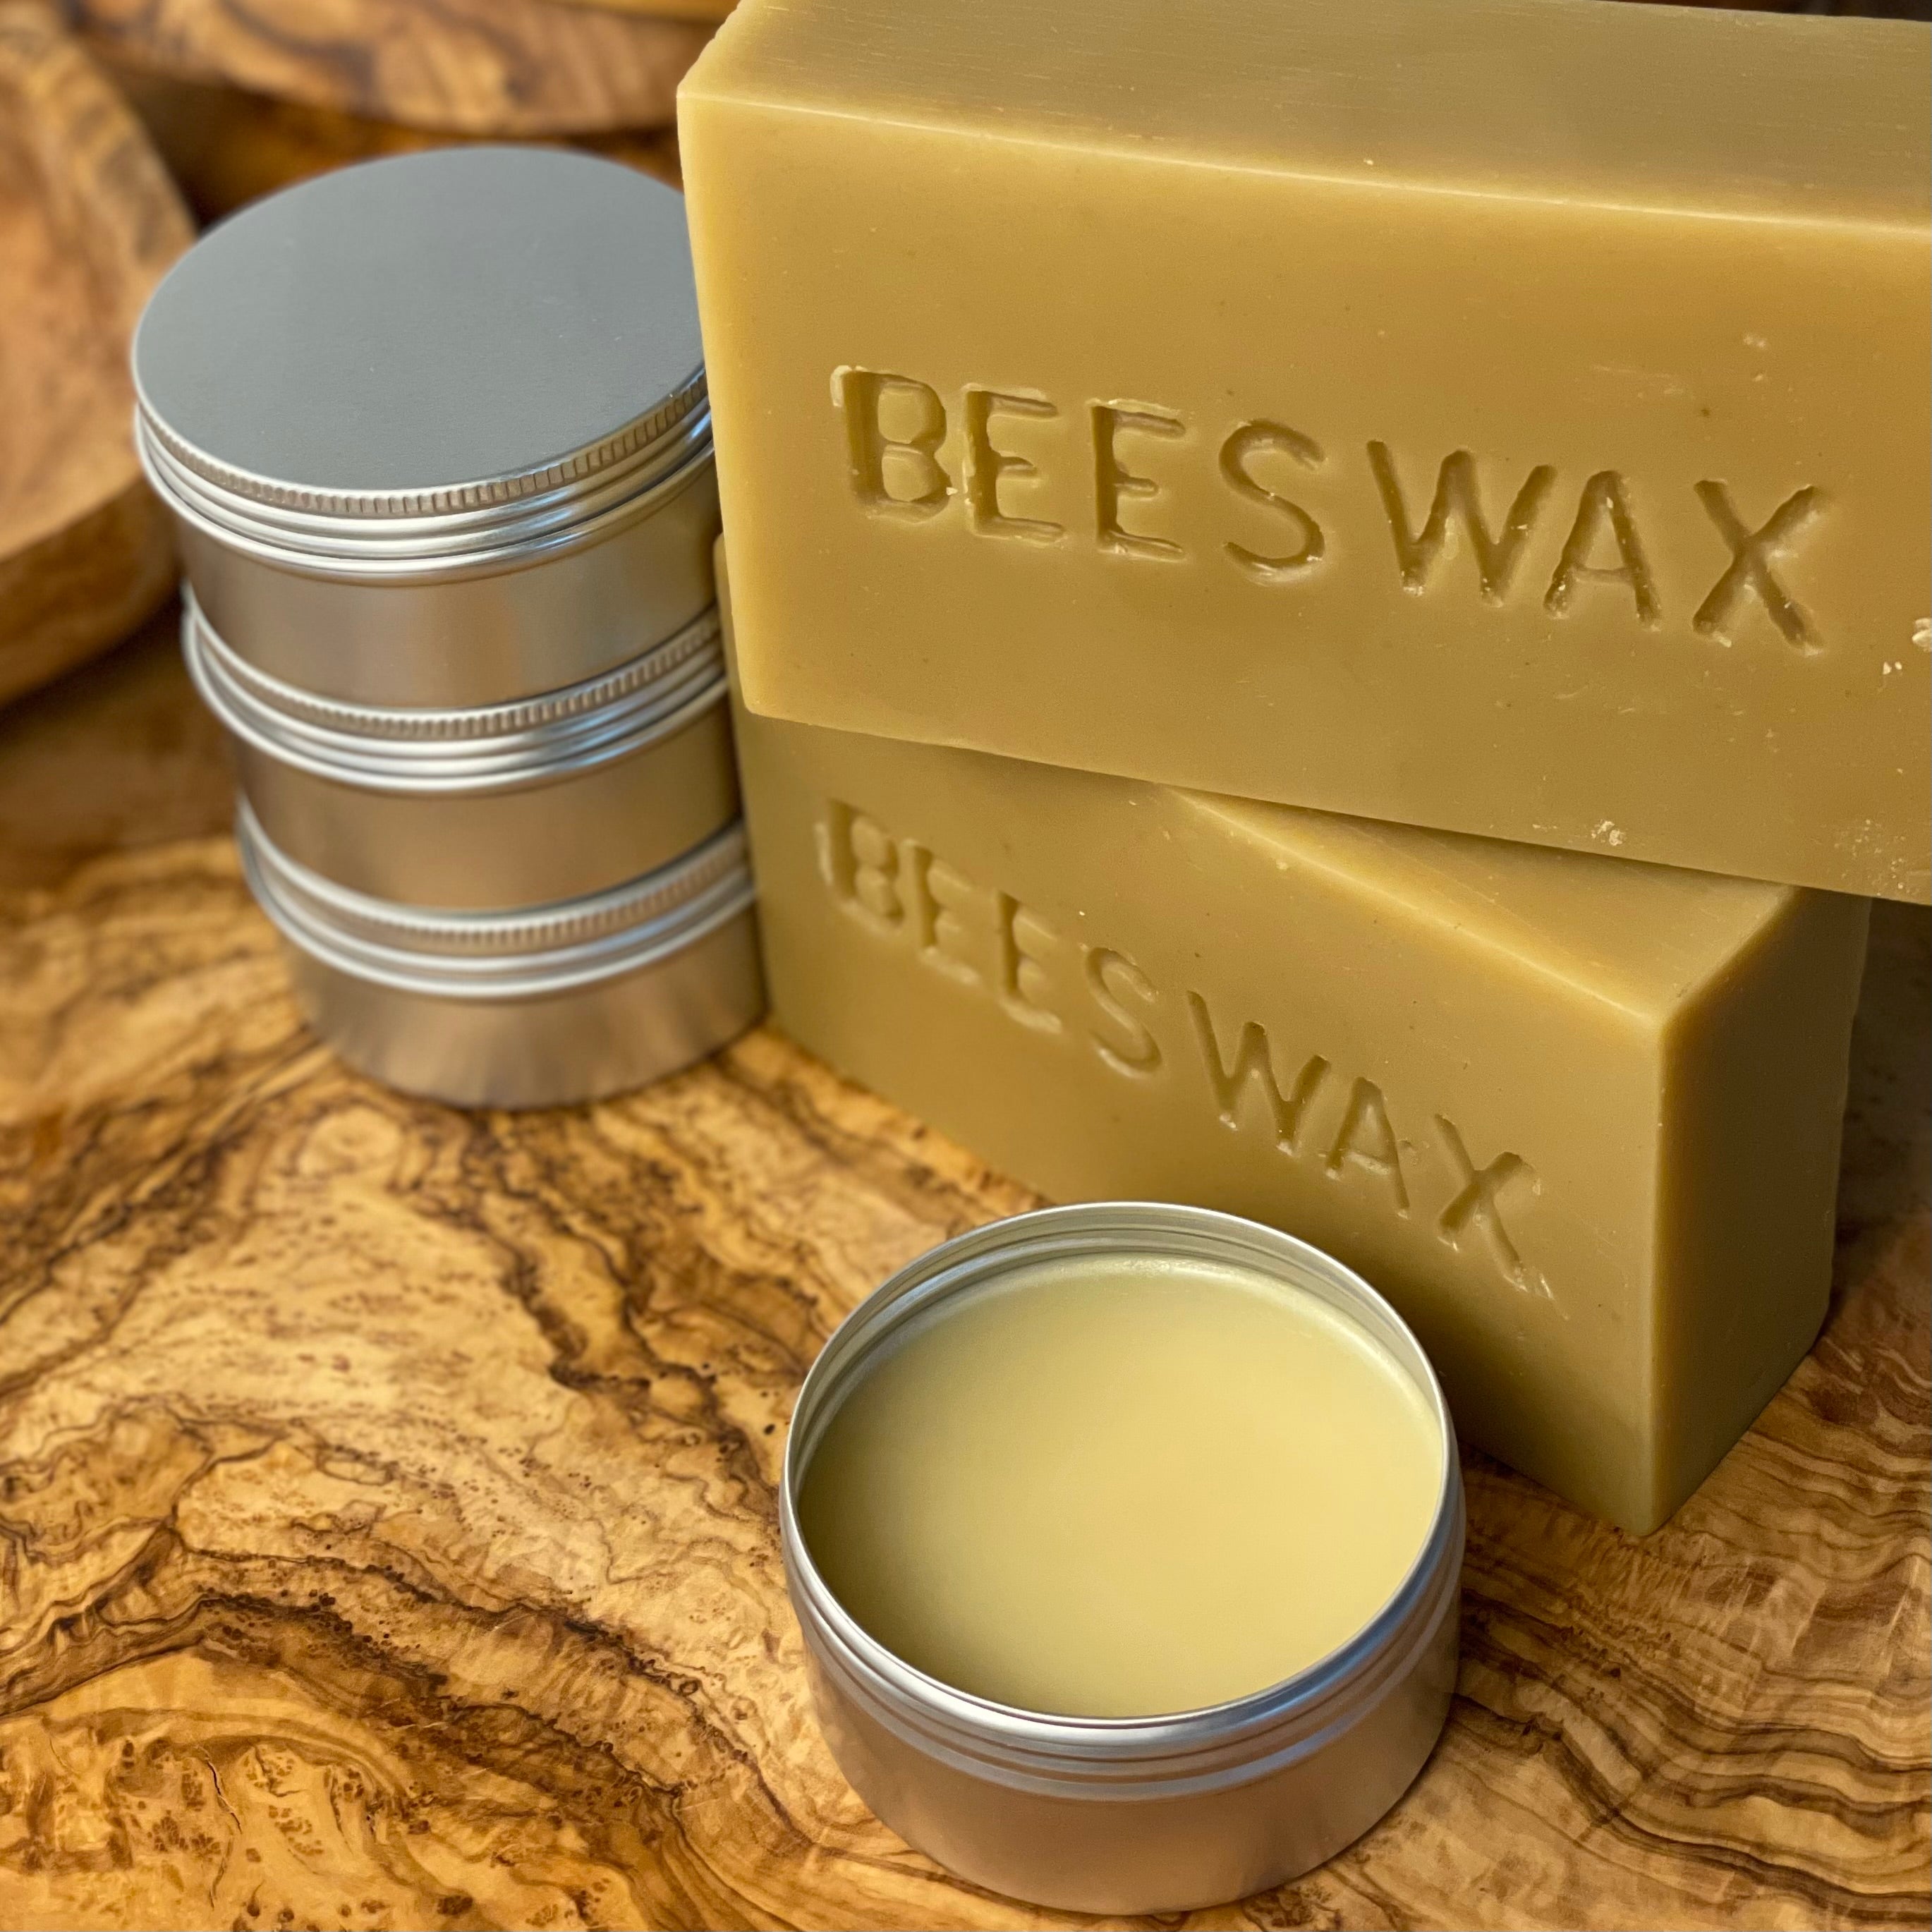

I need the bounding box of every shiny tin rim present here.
[186,592,727,792]
[138,403,715,581]
[134,359,705,525]
[238,803,755,998]
[782,1203,1464,1799]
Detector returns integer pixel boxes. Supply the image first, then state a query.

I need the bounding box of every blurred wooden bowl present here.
[549,0,734,20]
[71,0,714,136]
[103,60,681,223]
[0,3,190,708]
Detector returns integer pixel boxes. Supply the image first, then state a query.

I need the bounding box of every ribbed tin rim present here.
[239,803,755,998]
[138,401,714,579]
[782,1204,1464,1799]
[186,592,727,792]
[135,361,707,524]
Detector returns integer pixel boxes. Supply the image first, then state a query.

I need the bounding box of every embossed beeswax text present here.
[834,366,1830,650]
[818,798,1548,1297]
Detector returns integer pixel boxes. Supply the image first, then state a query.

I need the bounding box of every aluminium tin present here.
[238,804,763,1109]
[188,593,737,911]
[781,1202,1464,1915]
[133,146,719,707]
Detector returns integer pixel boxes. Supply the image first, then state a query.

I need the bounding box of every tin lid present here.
[186,591,727,793]
[133,147,705,532]
[239,803,755,997]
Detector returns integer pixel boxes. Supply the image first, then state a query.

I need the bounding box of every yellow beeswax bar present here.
[722,558,1872,1532]
[682,0,1931,901]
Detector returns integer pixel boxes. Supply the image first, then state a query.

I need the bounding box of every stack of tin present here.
[131,147,763,1107]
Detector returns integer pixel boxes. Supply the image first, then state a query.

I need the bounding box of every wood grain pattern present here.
[73,0,712,135]
[102,61,681,224]
[0,593,230,893]
[0,3,188,708]
[552,0,734,22]
[0,796,1923,1928]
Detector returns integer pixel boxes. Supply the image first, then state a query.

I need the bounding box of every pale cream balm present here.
[796,1251,1444,1719]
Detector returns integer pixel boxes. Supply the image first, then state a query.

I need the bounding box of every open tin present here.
[238,804,763,1109]
[782,1203,1464,1915]
[133,146,718,708]
[186,593,737,910]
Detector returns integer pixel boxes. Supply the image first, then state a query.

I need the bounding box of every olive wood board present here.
[0,3,189,709]
[0,748,1924,1928]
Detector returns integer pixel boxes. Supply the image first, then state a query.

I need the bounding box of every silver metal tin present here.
[133,147,719,707]
[188,593,738,911]
[238,804,763,1109]
[781,1203,1464,1916]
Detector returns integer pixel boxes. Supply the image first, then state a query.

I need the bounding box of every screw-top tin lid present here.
[133,146,705,526]
[240,803,755,996]
[184,590,727,791]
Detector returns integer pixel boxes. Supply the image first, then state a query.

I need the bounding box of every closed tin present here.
[782,1203,1463,1916]
[238,804,763,1109]
[187,593,737,910]
[133,146,718,707]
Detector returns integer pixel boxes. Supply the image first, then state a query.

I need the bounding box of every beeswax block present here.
[722,568,1871,1532]
[682,0,1931,901]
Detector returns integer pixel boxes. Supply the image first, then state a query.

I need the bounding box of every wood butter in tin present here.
[133,146,718,708]
[782,1203,1463,1914]
[237,805,763,1110]
[186,592,736,911]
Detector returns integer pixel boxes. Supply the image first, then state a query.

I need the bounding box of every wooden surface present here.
[0,597,228,891]
[553,0,734,21]
[0,4,189,707]
[0,643,1925,1932]
[102,63,682,224]
[73,0,712,135]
